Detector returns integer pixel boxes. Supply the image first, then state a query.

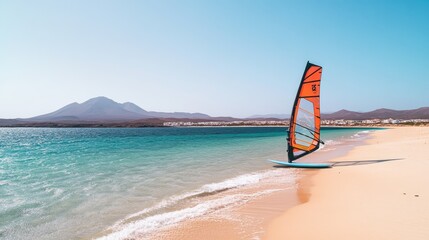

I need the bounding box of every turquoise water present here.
[0,127,375,239]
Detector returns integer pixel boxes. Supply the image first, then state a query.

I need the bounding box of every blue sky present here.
[1,0,428,118]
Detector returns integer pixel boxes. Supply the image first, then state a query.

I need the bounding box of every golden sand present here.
[265,127,429,240]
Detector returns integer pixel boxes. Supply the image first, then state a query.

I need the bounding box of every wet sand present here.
[148,183,304,240]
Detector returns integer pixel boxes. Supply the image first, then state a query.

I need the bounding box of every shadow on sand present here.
[331,158,403,167]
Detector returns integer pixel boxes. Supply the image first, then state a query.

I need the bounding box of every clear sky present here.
[1,0,428,118]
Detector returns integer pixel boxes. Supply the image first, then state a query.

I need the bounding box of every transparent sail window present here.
[294,98,315,147]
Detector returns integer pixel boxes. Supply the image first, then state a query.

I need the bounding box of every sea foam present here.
[97,189,281,240]
[103,169,294,239]
[352,130,371,138]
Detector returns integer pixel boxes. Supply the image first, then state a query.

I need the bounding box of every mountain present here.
[122,102,148,115]
[323,107,429,120]
[1,96,428,127]
[121,101,211,119]
[30,97,144,121]
[30,96,212,122]
[250,107,429,120]
[0,118,26,126]
[322,110,364,120]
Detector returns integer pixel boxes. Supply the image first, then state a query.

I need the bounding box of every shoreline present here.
[134,128,374,239]
[138,127,429,240]
[264,127,429,239]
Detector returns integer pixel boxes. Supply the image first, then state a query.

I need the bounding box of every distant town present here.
[164,118,429,127]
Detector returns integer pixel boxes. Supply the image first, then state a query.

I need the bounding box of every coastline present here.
[135,128,375,239]
[264,127,429,239]
[140,127,429,240]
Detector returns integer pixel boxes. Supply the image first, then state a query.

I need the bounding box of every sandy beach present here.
[265,127,429,240]
[150,127,429,240]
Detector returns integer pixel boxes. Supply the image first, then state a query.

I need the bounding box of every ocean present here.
[0,127,377,239]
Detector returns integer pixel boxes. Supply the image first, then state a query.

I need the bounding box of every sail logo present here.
[312,84,317,92]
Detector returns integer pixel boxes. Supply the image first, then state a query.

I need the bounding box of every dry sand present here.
[265,127,429,240]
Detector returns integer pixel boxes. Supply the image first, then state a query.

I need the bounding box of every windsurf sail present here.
[287,61,323,162]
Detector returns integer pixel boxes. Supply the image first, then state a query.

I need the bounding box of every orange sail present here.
[287,61,323,162]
